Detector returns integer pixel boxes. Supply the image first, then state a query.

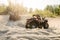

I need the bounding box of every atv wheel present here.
[43,23,49,29]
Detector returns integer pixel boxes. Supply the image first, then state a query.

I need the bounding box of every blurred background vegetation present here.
[0,0,60,18]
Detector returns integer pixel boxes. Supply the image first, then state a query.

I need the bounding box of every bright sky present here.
[0,0,60,10]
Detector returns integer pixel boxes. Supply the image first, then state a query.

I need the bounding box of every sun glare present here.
[0,0,8,6]
[0,0,60,9]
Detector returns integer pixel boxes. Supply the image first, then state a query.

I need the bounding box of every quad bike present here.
[25,18,40,29]
[25,15,49,29]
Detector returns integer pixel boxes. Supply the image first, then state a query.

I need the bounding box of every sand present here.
[0,15,60,40]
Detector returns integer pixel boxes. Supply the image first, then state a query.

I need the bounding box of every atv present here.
[25,14,49,29]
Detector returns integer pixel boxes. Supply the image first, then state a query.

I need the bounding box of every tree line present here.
[0,4,60,18]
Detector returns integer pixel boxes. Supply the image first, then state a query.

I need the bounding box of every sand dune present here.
[0,15,60,40]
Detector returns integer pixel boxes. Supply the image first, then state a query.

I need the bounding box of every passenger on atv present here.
[25,14,49,29]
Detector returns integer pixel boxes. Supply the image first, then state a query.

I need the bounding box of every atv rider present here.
[25,14,49,29]
[32,14,42,28]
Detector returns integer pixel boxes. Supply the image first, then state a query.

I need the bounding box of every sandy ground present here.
[0,15,60,40]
